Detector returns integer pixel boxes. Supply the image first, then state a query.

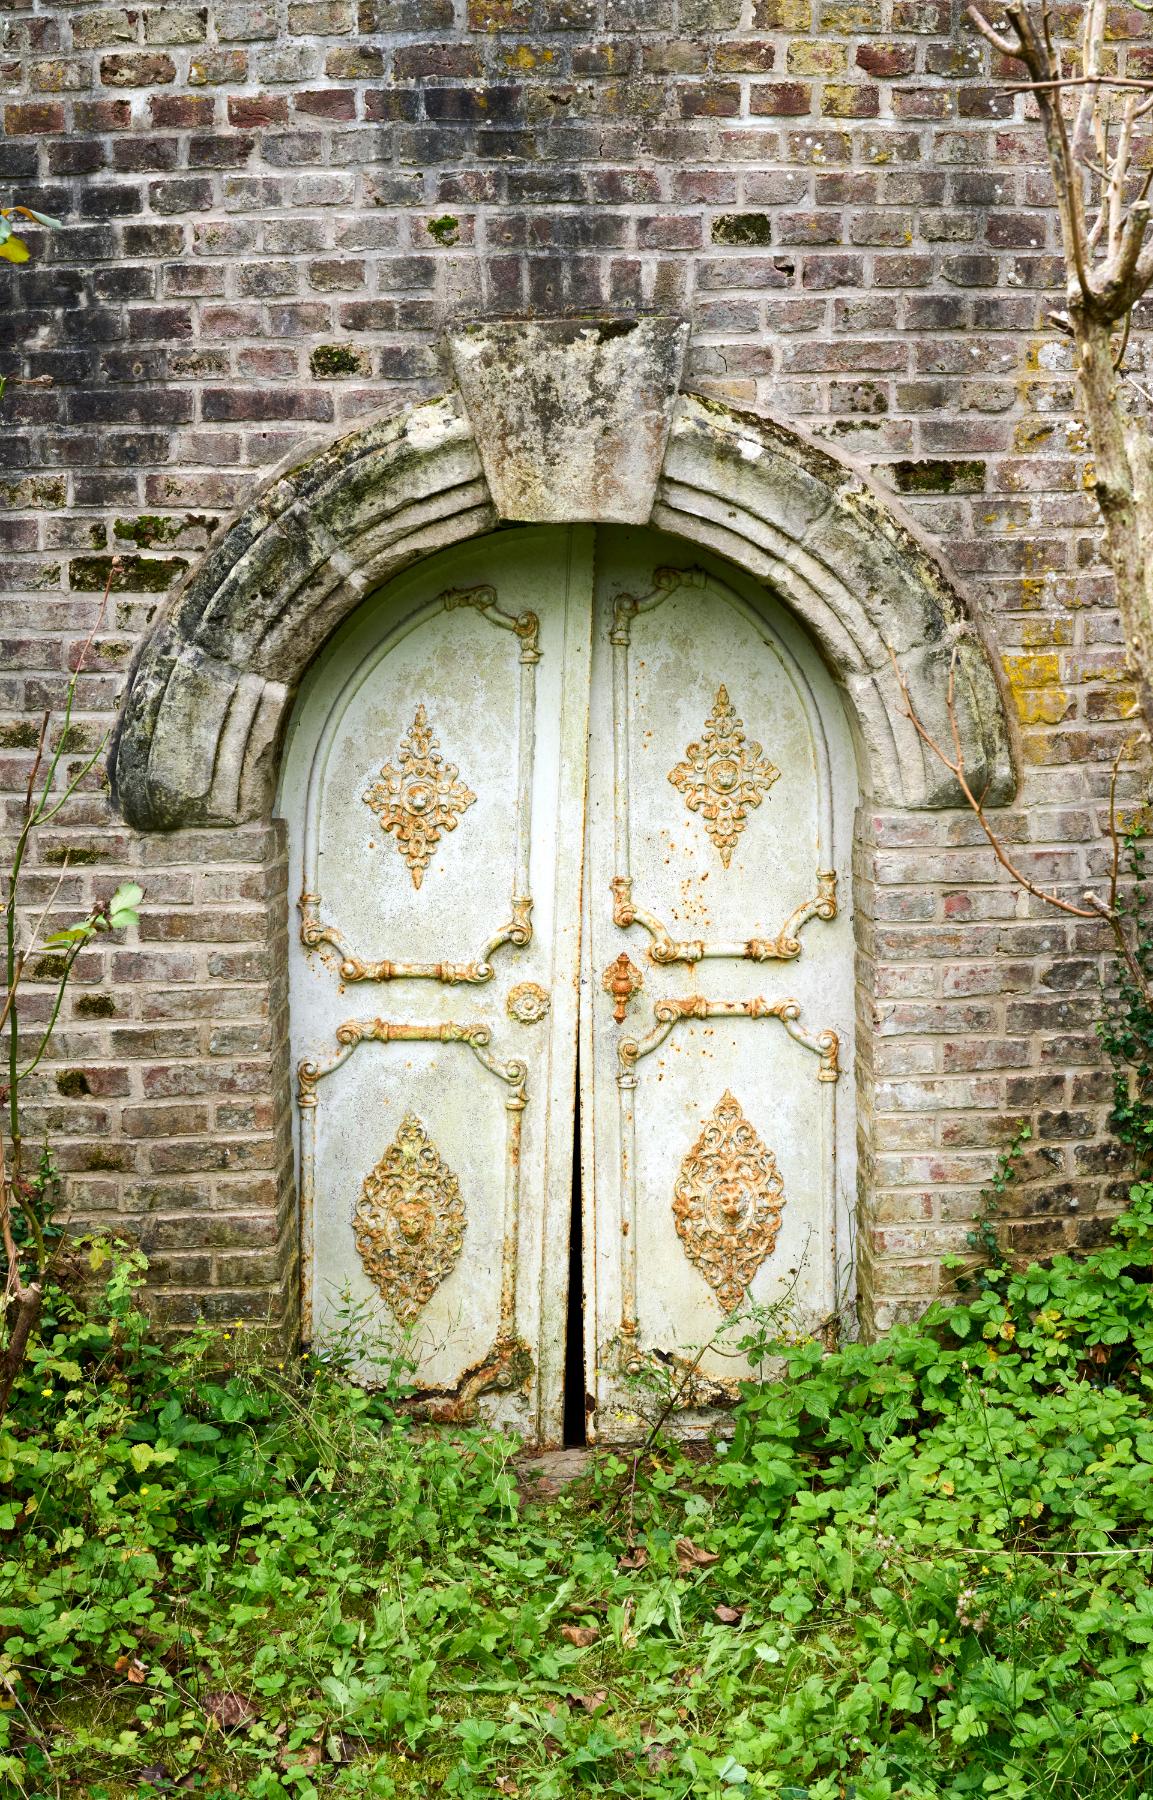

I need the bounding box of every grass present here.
[2,1191,1153,1800]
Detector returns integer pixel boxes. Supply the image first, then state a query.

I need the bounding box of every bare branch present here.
[1007,74,1153,92]
[889,644,1101,919]
[967,5,1022,58]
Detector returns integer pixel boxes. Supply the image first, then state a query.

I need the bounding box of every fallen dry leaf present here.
[494,1778,519,1796]
[675,1536,720,1574]
[573,1688,609,1713]
[714,1603,743,1624]
[204,1690,258,1731]
[113,1654,147,1685]
[279,1742,323,1773]
[617,1546,648,1571]
[646,1742,677,1773]
[560,1623,599,1648]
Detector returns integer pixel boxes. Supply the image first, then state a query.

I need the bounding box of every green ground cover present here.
[3,1190,1153,1800]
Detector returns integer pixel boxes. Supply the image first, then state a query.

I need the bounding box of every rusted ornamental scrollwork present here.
[668,684,779,869]
[363,701,477,890]
[673,1091,786,1312]
[352,1112,466,1323]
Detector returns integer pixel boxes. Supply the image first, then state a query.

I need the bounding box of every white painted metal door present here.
[281,527,594,1446]
[581,530,856,1443]
[281,525,855,1446]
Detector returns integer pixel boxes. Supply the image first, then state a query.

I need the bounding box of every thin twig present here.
[1007,74,1153,92]
[889,646,1153,1009]
[1108,748,1124,914]
[888,646,1100,919]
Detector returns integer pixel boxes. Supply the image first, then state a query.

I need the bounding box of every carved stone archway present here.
[113,319,1014,826]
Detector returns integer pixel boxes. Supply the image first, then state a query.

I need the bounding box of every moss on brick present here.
[69,555,188,592]
[42,845,105,865]
[888,458,987,495]
[0,720,44,749]
[56,1070,92,1098]
[426,214,460,245]
[31,955,68,981]
[75,993,117,1019]
[309,344,365,378]
[711,212,773,246]
[114,515,184,547]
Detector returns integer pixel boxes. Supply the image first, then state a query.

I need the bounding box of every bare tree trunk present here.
[968,0,1153,723]
[1075,312,1153,710]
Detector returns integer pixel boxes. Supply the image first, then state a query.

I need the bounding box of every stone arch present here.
[113,361,1015,828]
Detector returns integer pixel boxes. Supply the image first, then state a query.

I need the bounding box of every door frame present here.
[112,327,1017,1374]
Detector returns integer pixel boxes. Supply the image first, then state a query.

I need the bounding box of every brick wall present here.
[0,0,1146,1331]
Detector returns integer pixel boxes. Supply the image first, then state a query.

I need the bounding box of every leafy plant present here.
[1,565,142,1419]
[1,1192,1151,1798]
[0,204,59,267]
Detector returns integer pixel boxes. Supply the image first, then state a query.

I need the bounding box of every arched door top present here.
[112,340,1015,830]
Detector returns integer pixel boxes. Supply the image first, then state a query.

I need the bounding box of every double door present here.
[281,525,855,1446]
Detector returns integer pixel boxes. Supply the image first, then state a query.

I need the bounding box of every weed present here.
[1,1189,1152,1797]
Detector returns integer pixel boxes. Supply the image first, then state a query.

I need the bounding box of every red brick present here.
[74,98,132,128]
[678,83,742,117]
[293,88,357,120]
[227,94,289,126]
[4,101,65,131]
[750,82,811,114]
[150,92,214,125]
[856,42,915,77]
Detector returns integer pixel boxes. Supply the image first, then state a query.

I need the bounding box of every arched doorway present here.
[277,524,857,1445]
[111,350,1016,1443]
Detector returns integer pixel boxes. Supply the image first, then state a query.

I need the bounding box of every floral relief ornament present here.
[672,1090,786,1312]
[668,684,779,869]
[352,1112,466,1323]
[506,981,550,1025]
[362,702,476,890]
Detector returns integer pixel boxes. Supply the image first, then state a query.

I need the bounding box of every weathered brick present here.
[71,12,140,49]
[143,6,209,41]
[227,92,288,125]
[100,50,176,83]
[74,97,132,127]
[287,0,352,27]
[5,101,65,130]
[750,82,811,114]
[149,92,214,124]
[188,49,248,82]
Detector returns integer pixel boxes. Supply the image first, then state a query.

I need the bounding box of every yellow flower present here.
[41,1387,52,1397]
[140,1487,149,1496]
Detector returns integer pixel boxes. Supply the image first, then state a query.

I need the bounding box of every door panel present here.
[281,523,855,1447]
[582,529,856,1443]
[281,527,594,1444]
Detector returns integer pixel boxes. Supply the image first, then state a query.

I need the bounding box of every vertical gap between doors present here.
[562,1052,587,1447]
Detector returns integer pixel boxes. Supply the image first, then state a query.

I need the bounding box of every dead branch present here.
[889,644,1153,1006]
[965,1,1153,714]
[889,646,1099,919]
